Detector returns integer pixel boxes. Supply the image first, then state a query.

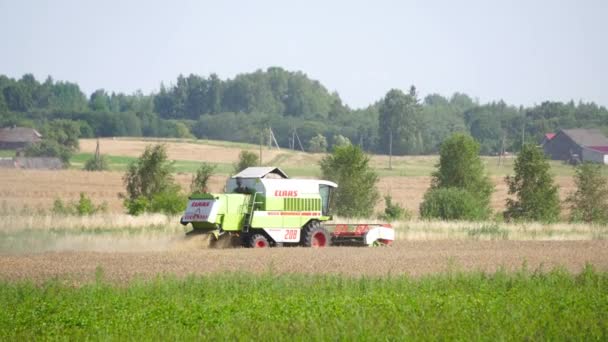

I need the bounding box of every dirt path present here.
[1,241,606,284]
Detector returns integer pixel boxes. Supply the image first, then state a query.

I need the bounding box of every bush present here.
[125,188,187,216]
[233,150,259,174]
[84,154,109,171]
[379,195,410,221]
[52,198,69,215]
[52,193,108,216]
[309,134,328,153]
[41,119,81,151]
[24,140,72,165]
[149,188,188,215]
[173,121,195,139]
[191,163,216,194]
[420,188,489,221]
[124,196,149,216]
[332,134,351,149]
[319,145,379,217]
[74,193,95,215]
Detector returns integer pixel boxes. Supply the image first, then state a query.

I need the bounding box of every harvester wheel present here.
[371,239,392,247]
[249,234,270,248]
[301,221,330,248]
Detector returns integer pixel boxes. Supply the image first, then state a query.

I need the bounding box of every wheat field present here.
[1,212,606,256]
[0,168,577,216]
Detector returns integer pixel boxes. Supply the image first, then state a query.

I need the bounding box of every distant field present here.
[70,152,236,174]
[79,138,593,177]
[0,169,219,213]
[0,136,585,215]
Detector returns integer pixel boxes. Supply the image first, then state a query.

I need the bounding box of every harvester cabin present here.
[227,167,337,216]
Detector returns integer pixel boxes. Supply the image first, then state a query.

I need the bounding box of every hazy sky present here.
[0,0,606,109]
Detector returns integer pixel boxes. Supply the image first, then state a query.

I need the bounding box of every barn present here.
[0,126,42,149]
[0,157,63,169]
[582,146,608,165]
[542,129,608,164]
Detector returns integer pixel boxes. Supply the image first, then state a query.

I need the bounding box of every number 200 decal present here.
[284,229,298,240]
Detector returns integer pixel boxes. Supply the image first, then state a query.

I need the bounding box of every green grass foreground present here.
[1,268,607,341]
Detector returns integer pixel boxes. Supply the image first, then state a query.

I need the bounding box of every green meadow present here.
[1,267,606,341]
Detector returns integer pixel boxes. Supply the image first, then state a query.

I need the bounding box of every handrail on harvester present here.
[245,191,264,231]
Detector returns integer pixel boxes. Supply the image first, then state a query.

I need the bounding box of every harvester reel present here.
[301,221,330,247]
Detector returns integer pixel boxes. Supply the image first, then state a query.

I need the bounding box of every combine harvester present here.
[180,167,394,248]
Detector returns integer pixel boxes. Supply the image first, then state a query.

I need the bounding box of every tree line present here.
[1,68,607,155]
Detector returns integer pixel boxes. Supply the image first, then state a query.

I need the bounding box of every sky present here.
[0,0,606,109]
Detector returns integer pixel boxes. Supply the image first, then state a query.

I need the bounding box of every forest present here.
[1,67,607,155]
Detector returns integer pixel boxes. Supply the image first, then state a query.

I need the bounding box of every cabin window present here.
[319,185,332,216]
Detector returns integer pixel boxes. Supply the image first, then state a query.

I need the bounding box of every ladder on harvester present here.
[243,192,264,233]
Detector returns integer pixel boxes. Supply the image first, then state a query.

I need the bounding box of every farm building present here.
[0,126,42,149]
[540,133,556,146]
[542,129,608,164]
[0,157,63,169]
[582,146,608,164]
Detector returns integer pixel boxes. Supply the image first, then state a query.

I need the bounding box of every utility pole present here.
[259,132,263,166]
[266,126,281,151]
[294,129,304,152]
[268,126,272,150]
[521,114,526,151]
[388,130,393,170]
[498,133,505,166]
[94,138,101,162]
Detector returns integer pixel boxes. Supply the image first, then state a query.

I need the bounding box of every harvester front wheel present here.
[302,221,330,248]
[249,234,270,248]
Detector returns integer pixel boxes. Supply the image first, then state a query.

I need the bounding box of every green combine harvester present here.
[180,167,394,248]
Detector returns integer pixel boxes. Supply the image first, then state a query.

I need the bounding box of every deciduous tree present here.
[233,150,259,174]
[504,144,560,222]
[420,133,493,220]
[123,144,184,214]
[191,163,216,194]
[378,87,424,156]
[319,145,379,217]
[567,162,608,223]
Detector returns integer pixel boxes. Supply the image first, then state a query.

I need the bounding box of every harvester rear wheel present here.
[249,234,270,248]
[302,221,330,248]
